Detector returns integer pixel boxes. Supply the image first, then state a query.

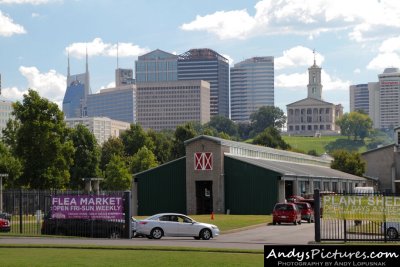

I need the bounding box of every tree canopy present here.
[120,123,154,156]
[100,137,125,172]
[69,124,101,189]
[172,122,197,158]
[7,90,74,189]
[250,106,286,136]
[205,115,238,137]
[252,126,290,150]
[331,150,365,176]
[129,146,158,174]
[103,155,131,190]
[336,111,373,141]
[0,141,22,188]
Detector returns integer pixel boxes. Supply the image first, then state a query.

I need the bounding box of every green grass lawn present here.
[0,246,263,267]
[283,135,369,155]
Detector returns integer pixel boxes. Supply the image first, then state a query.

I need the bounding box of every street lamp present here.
[0,173,9,213]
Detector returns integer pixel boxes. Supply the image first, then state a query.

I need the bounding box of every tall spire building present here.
[62,50,91,118]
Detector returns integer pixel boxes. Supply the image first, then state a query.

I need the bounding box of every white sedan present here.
[136,213,219,240]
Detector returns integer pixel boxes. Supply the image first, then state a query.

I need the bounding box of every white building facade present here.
[0,96,13,137]
[65,117,130,145]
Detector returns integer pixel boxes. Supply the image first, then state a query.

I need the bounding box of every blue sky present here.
[1,0,400,114]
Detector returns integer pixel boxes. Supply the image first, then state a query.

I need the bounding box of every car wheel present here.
[200,229,212,240]
[109,229,121,239]
[293,221,297,225]
[150,228,163,239]
[278,222,281,225]
[273,221,276,225]
[307,217,311,223]
[387,228,399,239]
[193,236,201,240]
[298,220,302,225]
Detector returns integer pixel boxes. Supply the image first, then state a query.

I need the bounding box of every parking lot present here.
[0,222,315,250]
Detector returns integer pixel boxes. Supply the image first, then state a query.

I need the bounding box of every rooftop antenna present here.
[117,42,119,69]
[85,45,89,74]
[313,48,316,65]
[67,49,70,77]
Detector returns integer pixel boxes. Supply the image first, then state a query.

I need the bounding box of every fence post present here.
[123,191,132,239]
[314,189,321,242]
[19,188,23,234]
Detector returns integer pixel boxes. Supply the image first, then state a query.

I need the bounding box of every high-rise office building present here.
[230,57,274,122]
[135,49,178,82]
[136,80,210,131]
[369,68,400,129]
[62,51,91,118]
[0,96,13,138]
[349,84,369,114]
[115,68,135,87]
[86,84,136,124]
[178,48,229,118]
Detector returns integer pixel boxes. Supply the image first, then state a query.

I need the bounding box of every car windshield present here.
[275,204,293,211]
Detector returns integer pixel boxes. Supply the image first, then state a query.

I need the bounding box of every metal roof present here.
[184,135,331,166]
[225,154,366,181]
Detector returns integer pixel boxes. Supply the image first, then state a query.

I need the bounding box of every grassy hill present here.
[282,135,370,156]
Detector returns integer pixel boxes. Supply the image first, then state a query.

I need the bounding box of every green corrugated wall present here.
[224,156,279,215]
[136,157,186,216]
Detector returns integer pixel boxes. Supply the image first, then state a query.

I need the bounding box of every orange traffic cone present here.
[211,212,214,220]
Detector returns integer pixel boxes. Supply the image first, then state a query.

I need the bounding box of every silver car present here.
[136,213,219,240]
[384,222,400,239]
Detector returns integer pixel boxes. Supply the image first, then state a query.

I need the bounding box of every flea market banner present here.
[51,195,124,220]
[322,195,400,222]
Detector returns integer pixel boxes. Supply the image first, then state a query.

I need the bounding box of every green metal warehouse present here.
[132,135,368,215]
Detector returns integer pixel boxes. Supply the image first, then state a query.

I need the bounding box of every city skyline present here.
[1,0,400,114]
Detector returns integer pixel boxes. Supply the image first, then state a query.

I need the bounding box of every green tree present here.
[336,111,373,141]
[172,122,197,158]
[120,124,154,156]
[7,90,74,189]
[147,129,173,164]
[100,137,125,172]
[1,119,20,154]
[237,122,252,140]
[331,150,365,176]
[205,115,238,137]
[0,141,22,188]
[69,124,101,189]
[103,155,131,190]
[252,126,290,150]
[250,106,286,136]
[129,146,158,174]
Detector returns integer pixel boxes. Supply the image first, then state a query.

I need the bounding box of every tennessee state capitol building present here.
[286,53,343,136]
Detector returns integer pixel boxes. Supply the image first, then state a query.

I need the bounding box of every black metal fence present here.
[314,189,400,242]
[0,189,131,239]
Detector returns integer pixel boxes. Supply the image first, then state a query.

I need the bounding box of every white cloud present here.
[367,36,400,71]
[180,0,400,42]
[18,66,66,107]
[181,9,256,40]
[0,10,26,36]
[66,38,150,59]
[353,68,361,74]
[0,0,55,4]
[1,86,27,100]
[276,70,350,92]
[275,46,324,70]
[31,12,40,18]
[99,81,116,90]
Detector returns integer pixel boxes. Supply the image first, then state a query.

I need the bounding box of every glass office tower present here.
[230,57,274,122]
[178,48,229,118]
[135,49,178,82]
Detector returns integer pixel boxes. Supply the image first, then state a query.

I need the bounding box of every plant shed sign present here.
[194,152,213,170]
[51,195,123,220]
[322,195,400,222]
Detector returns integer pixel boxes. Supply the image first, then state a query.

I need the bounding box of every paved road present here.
[0,223,315,250]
